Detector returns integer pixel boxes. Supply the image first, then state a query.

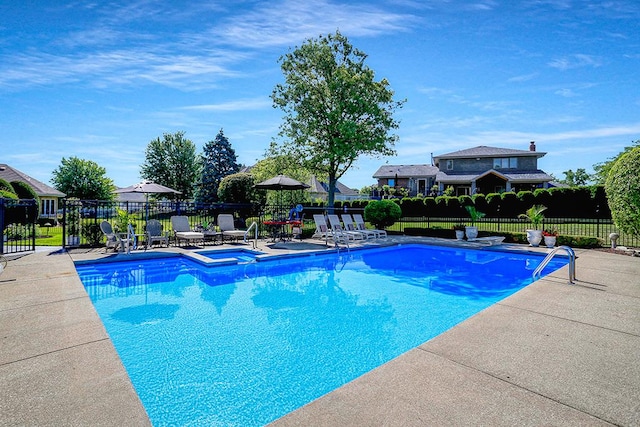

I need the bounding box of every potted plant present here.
[452,224,466,240]
[464,206,485,241]
[518,204,547,247]
[542,228,558,248]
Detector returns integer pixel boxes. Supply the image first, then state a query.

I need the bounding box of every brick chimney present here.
[529,141,536,151]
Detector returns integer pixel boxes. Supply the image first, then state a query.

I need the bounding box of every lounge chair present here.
[170,216,204,247]
[100,220,132,253]
[327,214,363,240]
[341,213,376,239]
[312,214,351,245]
[217,214,247,242]
[146,219,169,249]
[312,214,332,240]
[353,213,387,238]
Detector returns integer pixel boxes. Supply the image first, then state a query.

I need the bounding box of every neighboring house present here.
[0,164,66,220]
[308,175,361,201]
[373,142,554,197]
[433,142,553,195]
[373,164,439,197]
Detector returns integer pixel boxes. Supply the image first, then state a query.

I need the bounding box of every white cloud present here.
[181,98,272,112]
[210,0,416,48]
[548,54,603,70]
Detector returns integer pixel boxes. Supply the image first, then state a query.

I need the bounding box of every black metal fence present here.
[0,198,37,254]
[3,197,638,252]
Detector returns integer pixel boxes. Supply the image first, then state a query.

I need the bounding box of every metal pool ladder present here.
[532,245,576,284]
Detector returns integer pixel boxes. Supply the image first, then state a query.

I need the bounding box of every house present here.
[372,164,439,197]
[433,142,553,195]
[307,175,361,201]
[0,164,66,220]
[373,142,553,197]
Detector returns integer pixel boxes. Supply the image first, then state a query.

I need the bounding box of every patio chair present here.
[353,213,387,238]
[100,220,132,253]
[341,213,375,239]
[312,214,351,245]
[217,214,247,243]
[327,214,363,241]
[170,216,204,247]
[311,214,332,240]
[146,219,169,249]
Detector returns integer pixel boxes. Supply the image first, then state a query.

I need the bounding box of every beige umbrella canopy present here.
[115,180,182,196]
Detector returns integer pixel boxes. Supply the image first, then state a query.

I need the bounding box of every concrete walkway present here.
[1,241,638,426]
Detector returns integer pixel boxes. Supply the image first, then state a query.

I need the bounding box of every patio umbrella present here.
[115,180,182,197]
[115,180,181,221]
[254,175,309,219]
[115,181,182,253]
[254,175,310,191]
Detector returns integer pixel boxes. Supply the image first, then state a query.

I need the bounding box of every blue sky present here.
[2,0,639,190]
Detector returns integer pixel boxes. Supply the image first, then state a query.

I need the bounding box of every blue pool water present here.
[76,244,567,426]
[199,248,263,263]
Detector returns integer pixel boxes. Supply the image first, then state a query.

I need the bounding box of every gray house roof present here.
[437,169,553,184]
[433,145,545,162]
[0,164,66,198]
[308,175,359,196]
[373,164,439,179]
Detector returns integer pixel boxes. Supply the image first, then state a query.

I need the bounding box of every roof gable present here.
[0,164,66,198]
[373,164,438,178]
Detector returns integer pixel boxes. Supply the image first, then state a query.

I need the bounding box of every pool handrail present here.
[532,245,576,284]
[245,221,259,249]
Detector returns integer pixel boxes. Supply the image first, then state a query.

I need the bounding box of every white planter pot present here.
[526,229,543,247]
[465,226,478,241]
[66,235,80,246]
[455,230,465,240]
[544,235,557,248]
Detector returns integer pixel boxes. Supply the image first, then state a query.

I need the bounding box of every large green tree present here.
[560,168,591,186]
[196,129,240,203]
[605,146,640,237]
[593,139,640,185]
[271,31,404,208]
[141,131,200,200]
[51,156,115,200]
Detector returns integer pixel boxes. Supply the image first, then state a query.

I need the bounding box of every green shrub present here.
[81,223,104,246]
[364,200,402,229]
[605,146,640,238]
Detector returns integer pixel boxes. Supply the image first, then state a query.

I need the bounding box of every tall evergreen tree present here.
[196,129,240,203]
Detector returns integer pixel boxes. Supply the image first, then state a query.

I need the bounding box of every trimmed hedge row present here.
[333,186,610,219]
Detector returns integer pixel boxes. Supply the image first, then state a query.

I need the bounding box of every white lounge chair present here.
[327,214,363,240]
[171,216,204,247]
[341,213,375,239]
[353,213,387,238]
[146,219,169,249]
[312,214,332,240]
[100,220,132,252]
[217,214,247,242]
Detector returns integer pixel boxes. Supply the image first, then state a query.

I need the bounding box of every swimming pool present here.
[76,244,567,426]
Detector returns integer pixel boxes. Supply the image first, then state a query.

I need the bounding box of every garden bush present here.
[364,199,402,229]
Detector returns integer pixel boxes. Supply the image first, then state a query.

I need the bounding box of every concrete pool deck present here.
[1,238,638,426]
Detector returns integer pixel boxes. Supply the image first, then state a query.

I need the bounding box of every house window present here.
[493,158,517,169]
[388,178,395,187]
[446,160,454,170]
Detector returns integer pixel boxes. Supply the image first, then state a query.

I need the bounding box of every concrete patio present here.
[1,239,638,426]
